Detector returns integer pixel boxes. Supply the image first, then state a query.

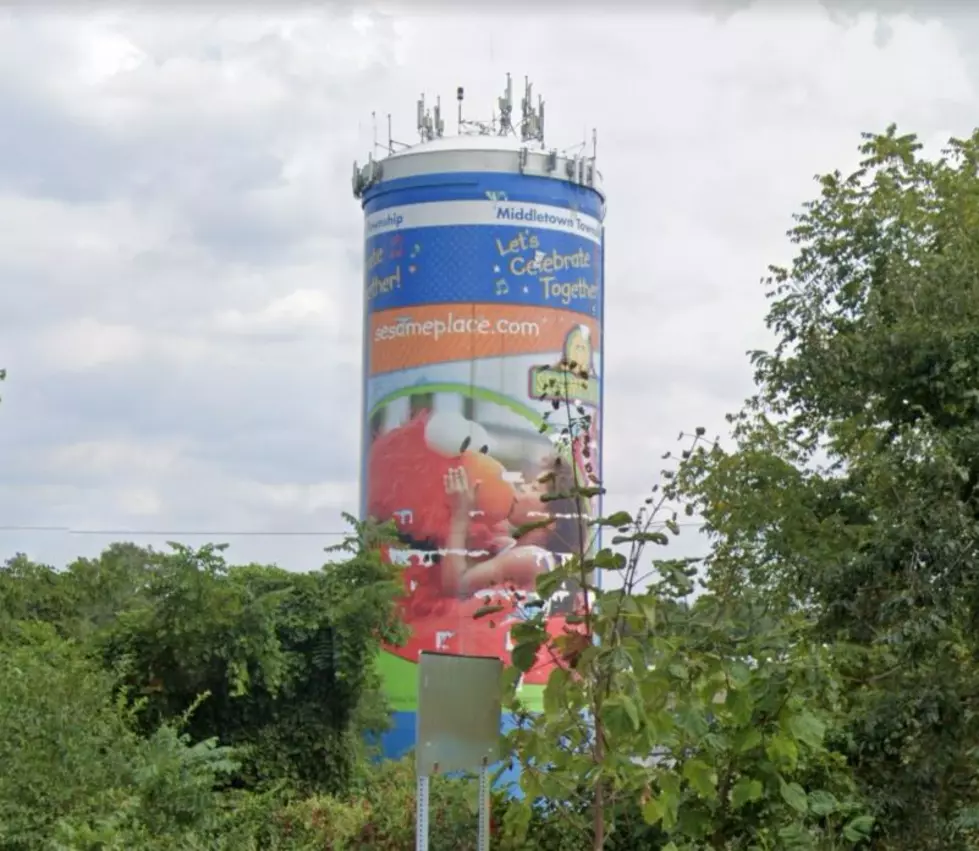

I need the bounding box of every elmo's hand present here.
[444,466,478,520]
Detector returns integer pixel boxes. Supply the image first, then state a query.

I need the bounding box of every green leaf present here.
[500,665,523,699]
[611,531,670,546]
[510,620,546,644]
[682,759,717,800]
[472,604,505,619]
[593,549,627,570]
[765,733,799,769]
[733,728,762,753]
[542,666,570,715]
[808,789,839,816]
[512,517,555,539]
[675,704,709,738]
[658,774,681,829]
[730,777,764,809]
[595,510,633,527]
[777,824,811,847]
[787,709,826,749]
[779,779,808,814]
[535,569,566,599]
[643,776,681,830]
[726,659,752,688]
[725,687,754,726]
[602,694,642,732]
[842,815,874,841]
[641,797,664,825]
[510,641,541,673]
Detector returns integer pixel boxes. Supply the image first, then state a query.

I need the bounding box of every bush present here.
[258,757,667,851]
[268,759,480,851]
[0,625,242,850]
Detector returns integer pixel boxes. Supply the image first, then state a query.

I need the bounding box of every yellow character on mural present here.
[562,324,594,374]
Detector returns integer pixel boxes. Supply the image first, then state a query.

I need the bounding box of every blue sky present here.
[1,2,975,570]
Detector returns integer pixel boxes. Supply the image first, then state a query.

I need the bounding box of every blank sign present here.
[416,651,503,776]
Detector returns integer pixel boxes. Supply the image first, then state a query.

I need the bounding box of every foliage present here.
[678,126,979,849]
[0,625,242,851]
[269,759,481,850]
[482,354,872,850]
[496,512,870,849]
[0,518,404,797]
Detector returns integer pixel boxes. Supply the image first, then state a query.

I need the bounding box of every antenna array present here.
[352,73,599,198]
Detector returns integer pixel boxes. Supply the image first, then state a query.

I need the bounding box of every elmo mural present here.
[366,407,589,684]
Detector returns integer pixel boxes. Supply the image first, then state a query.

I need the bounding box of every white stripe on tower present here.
[364,200,602,244]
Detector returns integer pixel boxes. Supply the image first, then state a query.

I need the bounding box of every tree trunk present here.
[592,716,606,851]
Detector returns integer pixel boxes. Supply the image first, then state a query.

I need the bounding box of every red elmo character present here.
[367,409,556,663]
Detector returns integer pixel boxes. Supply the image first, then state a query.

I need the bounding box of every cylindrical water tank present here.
[354,131,606,758]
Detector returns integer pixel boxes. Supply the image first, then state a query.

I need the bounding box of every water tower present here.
[353,74,606,757]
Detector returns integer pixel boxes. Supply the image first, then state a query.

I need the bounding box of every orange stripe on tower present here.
[369,303,600,375]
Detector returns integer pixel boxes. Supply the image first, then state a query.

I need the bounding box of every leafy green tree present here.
[100,518,403,794]
[488,370,869,849]
[678,126,979,849]
[0,623,242,851]
[0,554,76,638]
[0,544,155,646]
[0,517,404,798]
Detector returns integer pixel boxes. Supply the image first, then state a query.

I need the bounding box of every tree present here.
[0,553,77,638]
[0,623,244,850]
[488,371,869,850]
[100,518,404,794]
[0,518,405,797]
[678,126,979,849]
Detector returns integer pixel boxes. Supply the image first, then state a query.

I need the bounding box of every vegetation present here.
[675,126,979,849]
[6,125,979,849]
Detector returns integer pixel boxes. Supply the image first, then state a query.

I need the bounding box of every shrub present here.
[0,625,242,850]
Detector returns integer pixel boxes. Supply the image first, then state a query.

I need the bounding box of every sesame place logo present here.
[529,324,599,407]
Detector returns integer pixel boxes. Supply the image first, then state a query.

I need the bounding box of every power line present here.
[0,526,351,537]
[0,522,708,537]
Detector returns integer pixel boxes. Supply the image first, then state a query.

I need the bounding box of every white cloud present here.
[34,320,147,372]
[114,486,163,517]
[44,438,187,477]
[1,4,978,572]
[214,289,341,338]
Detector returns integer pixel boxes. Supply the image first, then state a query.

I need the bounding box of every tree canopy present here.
[679,126,979,849]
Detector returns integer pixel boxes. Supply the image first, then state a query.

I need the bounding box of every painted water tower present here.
[352,75,606,757]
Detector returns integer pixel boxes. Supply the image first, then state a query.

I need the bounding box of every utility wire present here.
[0,522,709,537]
[0,526,351,537]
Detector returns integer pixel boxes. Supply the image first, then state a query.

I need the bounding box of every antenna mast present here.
[498,72,513,136]
[354,72,590,199]
[518,76,545,148]
[416,93,445,143]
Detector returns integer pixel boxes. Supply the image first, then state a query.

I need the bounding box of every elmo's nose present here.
[461,451,515,522]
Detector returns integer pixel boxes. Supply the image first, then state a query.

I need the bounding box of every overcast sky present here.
[0,2,975,571]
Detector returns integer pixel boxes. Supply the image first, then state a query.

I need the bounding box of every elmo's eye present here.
[424,411,491,457]
[479,445,489,454]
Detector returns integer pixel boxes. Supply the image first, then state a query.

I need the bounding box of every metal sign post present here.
[415,652,503,851]
[416,772,431,851]
[477,757,490,851]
